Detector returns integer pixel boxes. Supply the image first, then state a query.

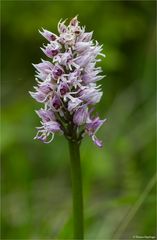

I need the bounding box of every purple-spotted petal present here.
[58,82,69,96]
[39,28,57,41]
[51,95,62,110]
[53,65,64,79]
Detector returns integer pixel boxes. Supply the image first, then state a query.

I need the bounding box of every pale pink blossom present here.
[30,16,106,146]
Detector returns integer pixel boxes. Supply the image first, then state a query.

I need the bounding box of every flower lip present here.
[87,117,106,132]
[92,135,103,148]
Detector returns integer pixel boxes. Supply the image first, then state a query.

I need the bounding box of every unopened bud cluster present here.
[30,16,106,147]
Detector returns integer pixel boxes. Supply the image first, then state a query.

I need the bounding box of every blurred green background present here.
[1,1,156,239]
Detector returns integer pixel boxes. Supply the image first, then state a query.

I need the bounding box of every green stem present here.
[68,141,84,239]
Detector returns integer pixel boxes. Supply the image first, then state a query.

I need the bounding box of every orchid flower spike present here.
[30,16,106,147]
